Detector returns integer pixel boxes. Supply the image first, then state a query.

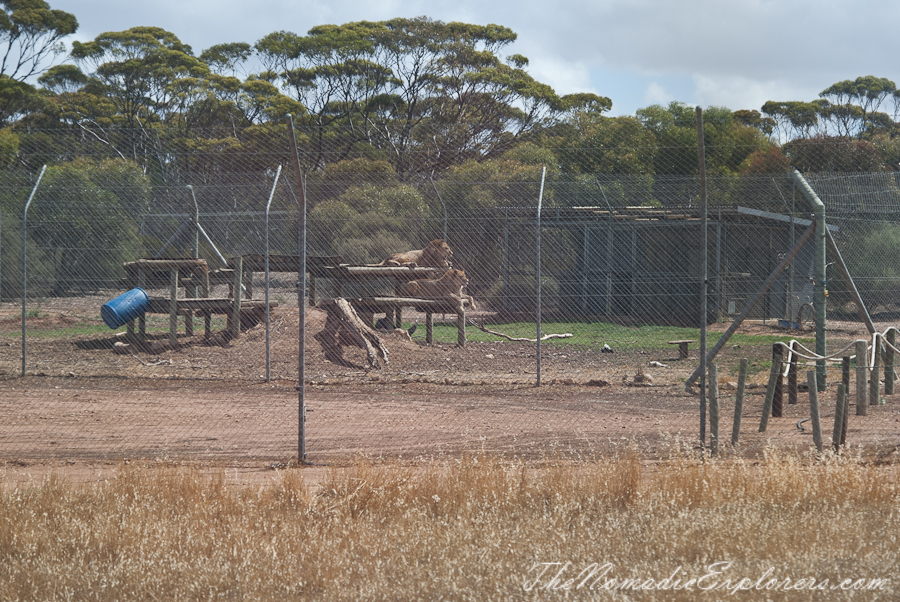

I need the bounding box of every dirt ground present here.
[2,299,900,485]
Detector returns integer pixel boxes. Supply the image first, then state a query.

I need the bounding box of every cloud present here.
[643,82,674,107]
[692,75,816,112]
[526,56,596,96]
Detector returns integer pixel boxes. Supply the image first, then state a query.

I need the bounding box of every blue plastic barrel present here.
[101,287,149,329]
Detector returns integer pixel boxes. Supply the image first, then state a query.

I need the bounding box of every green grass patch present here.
[411,320,814,352]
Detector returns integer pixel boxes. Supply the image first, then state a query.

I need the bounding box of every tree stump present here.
[318,298,389,369]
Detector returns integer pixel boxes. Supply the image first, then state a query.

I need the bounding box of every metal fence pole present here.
[535,165,546,387]
[20,165,47,377]
[429,175,448,242]
[696,106,708,445]
[287,114,307,462]
[264,165,283,383]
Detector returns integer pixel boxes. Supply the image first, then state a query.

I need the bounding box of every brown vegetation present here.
[1,450,897,600]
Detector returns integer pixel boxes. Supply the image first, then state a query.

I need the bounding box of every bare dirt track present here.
[2,301,900,485]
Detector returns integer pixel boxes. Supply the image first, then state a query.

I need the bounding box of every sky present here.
[50,0,900,117]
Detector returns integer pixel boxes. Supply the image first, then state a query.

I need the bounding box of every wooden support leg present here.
[426,312,434,345]
[200,271,210,339]
[169,268,179,348]
[231,256,243,339]
[394,307,402,329]
[243,269,253,300]
[138,269,147,344]
[186,277,196,338]
[457,307,466,348]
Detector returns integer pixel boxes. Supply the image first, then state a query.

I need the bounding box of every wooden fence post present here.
[709,363,719,455]
[807,371,823,453]
[772,344,784,418]
[832,384,845,451]
[886,329,896,396]
[788,344,798,405]
[870,334,881,406]
[760,356,783,433]
[856,341,868,415]
[732,358,748,447]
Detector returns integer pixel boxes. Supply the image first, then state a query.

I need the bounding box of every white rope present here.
[775,338,867,363]
[772,326,900,377]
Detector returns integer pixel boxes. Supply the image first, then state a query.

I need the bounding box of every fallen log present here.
[318,298,389,369]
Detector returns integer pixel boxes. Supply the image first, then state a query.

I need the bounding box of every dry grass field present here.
[1,450,897,601]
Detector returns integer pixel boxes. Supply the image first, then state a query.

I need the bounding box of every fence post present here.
[885,329,896,396]
[870,334,881,406]
[787,344,798,405]
[731,358,748,446]
[759,355,783,432]
[709,363,719,455]
[772,344,784,418]
[807,371,823,453]
[697,105,709,447]
[832,384,845,451]
[20,165,47,377]
[535,165,546,386]
[842,356,850,402]
[264,165,283,383]
[855,340,868,415]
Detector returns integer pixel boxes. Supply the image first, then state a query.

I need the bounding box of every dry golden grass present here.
[1,449,897,600]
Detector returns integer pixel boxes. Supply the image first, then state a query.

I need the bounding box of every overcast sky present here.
[50,0,899,117]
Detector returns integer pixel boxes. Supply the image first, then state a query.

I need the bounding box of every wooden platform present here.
[122,256,277,346]
[348,296,471,346]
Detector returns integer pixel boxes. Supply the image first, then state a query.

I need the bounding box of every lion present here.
[403,268,476,311]
[378,239,452,268]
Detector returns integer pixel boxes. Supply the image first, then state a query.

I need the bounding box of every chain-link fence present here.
[2,121,900,463]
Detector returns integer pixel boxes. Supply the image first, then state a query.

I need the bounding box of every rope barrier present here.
[771,325,900,378]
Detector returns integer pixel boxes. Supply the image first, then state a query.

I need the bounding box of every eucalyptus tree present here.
[256,17,578,177]
[0,0,77,122]
[819,76,896,138]
[70,27,209,129]
[761,100,827,142]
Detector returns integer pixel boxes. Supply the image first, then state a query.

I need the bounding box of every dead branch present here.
[468,319,573,342]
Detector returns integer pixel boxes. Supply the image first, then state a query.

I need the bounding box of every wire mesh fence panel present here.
[2,122,900,463]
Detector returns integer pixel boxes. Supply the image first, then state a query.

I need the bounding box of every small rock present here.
[113,341,132,355]
[601,344,614,353]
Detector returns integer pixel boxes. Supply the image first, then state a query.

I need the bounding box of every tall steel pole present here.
[536,166,546,386]
[21,165,46,377]
[696,107,708,446]
[264,165,283,383]
[286,115,307,462]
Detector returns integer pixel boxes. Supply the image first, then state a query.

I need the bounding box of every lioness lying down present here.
[403,269,476,311]
[379,239,452,268]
